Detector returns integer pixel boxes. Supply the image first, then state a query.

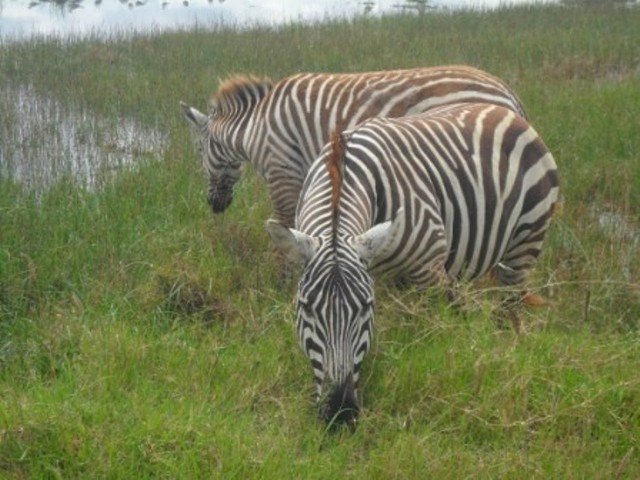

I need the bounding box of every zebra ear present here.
[351,208,405,264]
[180,101,208,129]
[265,220,319,264]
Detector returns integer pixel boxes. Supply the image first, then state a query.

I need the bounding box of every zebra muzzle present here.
[320,373,359,429]
[207,182,235,213]
[208,193,233,213]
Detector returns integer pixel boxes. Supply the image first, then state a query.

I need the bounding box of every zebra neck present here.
[241,106,271,172]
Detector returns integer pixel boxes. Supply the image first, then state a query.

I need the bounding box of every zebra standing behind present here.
[266,103,560,426]
[181,65,527,228]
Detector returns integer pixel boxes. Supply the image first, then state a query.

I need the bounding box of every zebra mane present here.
[324,128,346,249]
[210,75,273,114]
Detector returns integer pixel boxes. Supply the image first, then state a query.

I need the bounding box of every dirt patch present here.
[155,270,231,326]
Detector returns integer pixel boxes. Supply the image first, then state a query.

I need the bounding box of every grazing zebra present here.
[181,65,526,228]
[266,103,560,425]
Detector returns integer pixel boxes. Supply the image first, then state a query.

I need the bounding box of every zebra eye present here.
[362,300,375,313]
[298,300,314,316]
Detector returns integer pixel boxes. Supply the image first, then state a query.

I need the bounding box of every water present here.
[0,0,557,42]
[0,84,166,191]
[592,206,640,281]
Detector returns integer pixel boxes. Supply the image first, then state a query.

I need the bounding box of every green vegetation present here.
[1,3,639,477]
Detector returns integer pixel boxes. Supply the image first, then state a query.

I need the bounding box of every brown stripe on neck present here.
[324,128,345,247]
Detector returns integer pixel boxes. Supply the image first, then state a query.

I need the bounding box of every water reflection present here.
[15,0,439,16]
[27,0,83,11]
[392,0,434,15]
[24,0,187,10]
[1,0,559,41]
[0,85,166,191]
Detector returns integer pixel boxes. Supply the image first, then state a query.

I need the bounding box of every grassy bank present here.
[1,3,639,478]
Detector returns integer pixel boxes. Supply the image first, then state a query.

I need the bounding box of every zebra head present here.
[180,76,272,215]
[266,211,404,427]
[181,102,244,214]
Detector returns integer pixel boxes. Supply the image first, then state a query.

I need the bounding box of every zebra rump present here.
[267,102,560,426]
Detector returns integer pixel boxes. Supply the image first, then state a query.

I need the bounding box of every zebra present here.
[181,65,527,228]
[265,103,560,426]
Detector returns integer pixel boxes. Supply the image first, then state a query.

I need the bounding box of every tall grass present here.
[1,3,639,478]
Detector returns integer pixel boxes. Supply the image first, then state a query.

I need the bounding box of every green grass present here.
[1,3,640,478]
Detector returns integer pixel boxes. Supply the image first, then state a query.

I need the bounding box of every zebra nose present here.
[320,374,359,429]
[207,188,234,213]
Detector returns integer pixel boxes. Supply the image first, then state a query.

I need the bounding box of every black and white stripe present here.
[181,65,526,227]
[267,103,559,425]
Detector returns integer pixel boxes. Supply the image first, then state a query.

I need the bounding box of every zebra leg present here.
[407,262,460,307]
[264,179,301,281]
[494,237,547,332]
[493,263,526,333]
[432,268,459,306]
[496,233,549,305]
[265,162,303,230]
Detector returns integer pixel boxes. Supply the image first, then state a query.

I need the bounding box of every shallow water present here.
[592,207,639,281]
[597,210,640,244]
[0,84,166,191]
[0,0,557,41]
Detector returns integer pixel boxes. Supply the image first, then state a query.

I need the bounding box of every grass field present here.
[1,2,639,478]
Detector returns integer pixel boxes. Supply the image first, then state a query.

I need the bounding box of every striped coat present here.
[266,103,559,425]
[181,65,526,227]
